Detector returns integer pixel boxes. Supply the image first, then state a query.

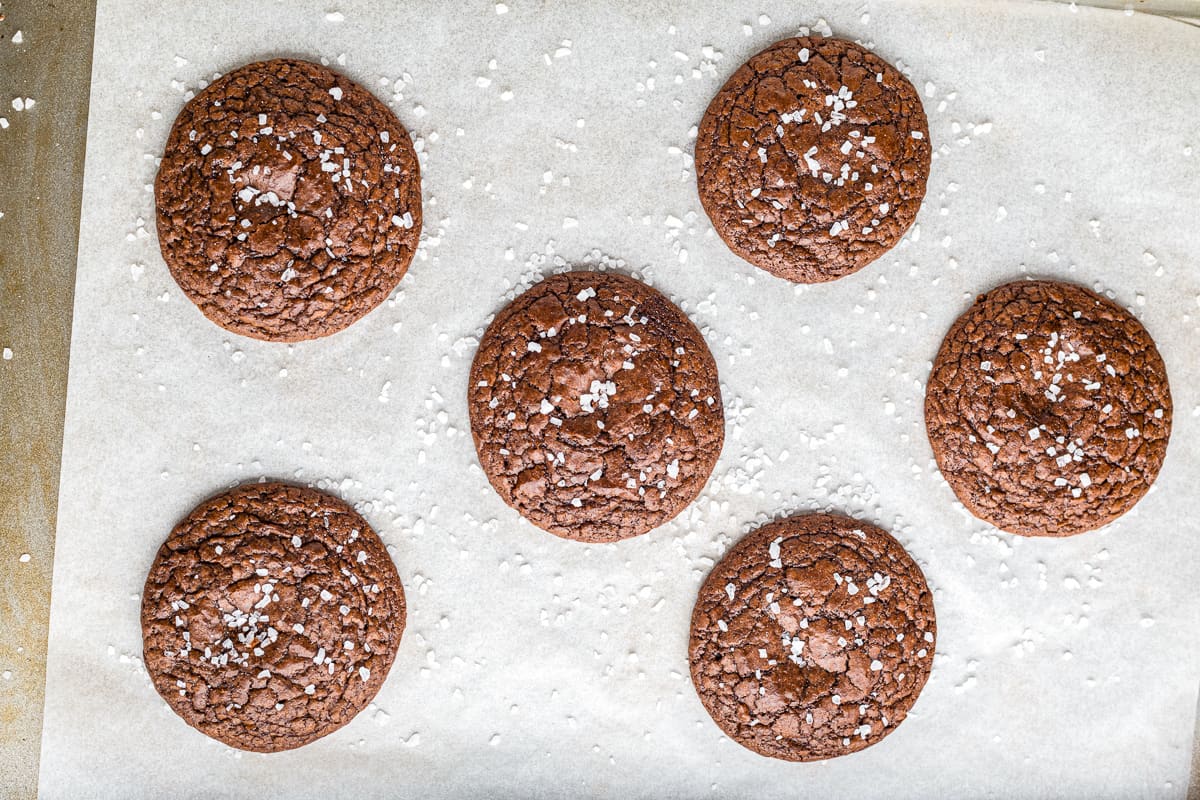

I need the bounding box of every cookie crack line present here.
[925,280,1172,537]
[141,482,406,752]
[155,58,422,342]
[689,514,935,761]
[468,271,724,543]
[696,36,930,284]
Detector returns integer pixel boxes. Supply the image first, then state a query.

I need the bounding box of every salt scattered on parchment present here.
[37,2,1200,799]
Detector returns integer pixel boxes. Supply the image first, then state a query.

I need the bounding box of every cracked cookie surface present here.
[696,37,929,283]
[468,271,724,543]
[155,58,422,341]
[689,514,935,761]
[141,482,406,752]
[925,280,1172,537]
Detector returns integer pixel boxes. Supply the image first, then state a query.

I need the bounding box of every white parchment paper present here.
[40,1,1200,797]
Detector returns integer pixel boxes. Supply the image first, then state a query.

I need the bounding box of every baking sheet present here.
[0,1,96,795]
[39,0,1200,797]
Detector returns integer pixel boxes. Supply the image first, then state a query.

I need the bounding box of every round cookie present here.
[689,514,936,762]
[468,271,724,543]
[695,37,930,283]
[925,280,1172,537]
[141,482,406,752]
[155,58,422,341]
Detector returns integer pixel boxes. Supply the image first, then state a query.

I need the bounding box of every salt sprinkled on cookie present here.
[155,59,422,341]
[689,513,936,761]
[141,482,406,752]
[695,37,930,283]
[468,271,724,543]
[925,279,1171,537]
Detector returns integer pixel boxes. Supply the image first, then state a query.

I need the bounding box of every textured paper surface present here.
[40,1,1200,797]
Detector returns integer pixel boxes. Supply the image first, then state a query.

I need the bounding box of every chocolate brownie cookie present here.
[689,514,936,761]
[695,37,930,283]
[155,59,422,341]
[468,271,724,543]
[141,482,406,752]
[925,280,1172,537]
